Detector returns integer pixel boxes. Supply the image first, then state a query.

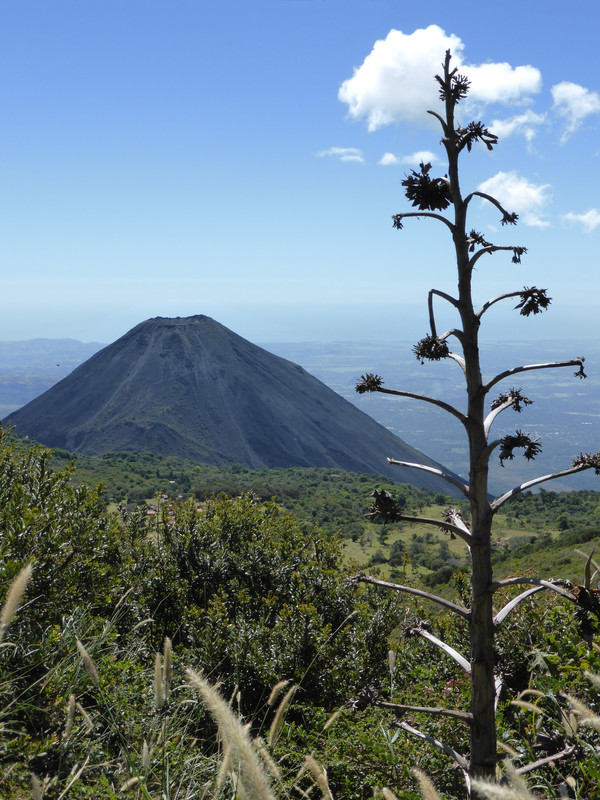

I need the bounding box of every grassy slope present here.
[56,448,600,589]
[3,440,600,798]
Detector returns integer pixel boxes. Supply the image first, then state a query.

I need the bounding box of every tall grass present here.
[187,669,276,800]
[1,562,600,798]
[0,563,32,644]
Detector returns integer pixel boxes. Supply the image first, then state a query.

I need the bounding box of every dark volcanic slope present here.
[5,315,462,493]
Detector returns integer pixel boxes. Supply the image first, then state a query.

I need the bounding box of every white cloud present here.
[465,62,541,105]
[339,25,462,131]
[563,209,600,232]
[316,146,364,164]
[379,150,438,166]
[379,152,400,166]
[489,111,546,145]
[551,81,600,142]
[477,171,551,228]
[338,25,542,132]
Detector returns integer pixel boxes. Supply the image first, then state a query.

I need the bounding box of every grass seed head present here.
[163,636,172,700]
[154,652,165,709]
[0,563,33,643]
[253,736,282,783]
[412,769,441,800]
[471,760,538,800]
[269,684,297,747]
[76,639,99,686]
[31,774,43,800]
[75,702,93,730]
[267,679,290,707]
[565,693,600,731]
[120,776,141,792]
[63,694,76,740]
[304,755,333,800]
[323,709,342,731]
[186,668,276,800]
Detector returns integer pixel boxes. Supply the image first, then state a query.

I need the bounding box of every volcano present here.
[5,315,462,493]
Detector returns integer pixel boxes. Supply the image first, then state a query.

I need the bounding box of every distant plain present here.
[1,337,599,495]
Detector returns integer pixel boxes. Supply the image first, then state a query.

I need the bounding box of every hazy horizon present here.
[0,301,596,346]
[1,3,599,350]
[2,335,599,495]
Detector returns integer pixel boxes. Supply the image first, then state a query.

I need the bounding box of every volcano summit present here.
[6,315,460,492]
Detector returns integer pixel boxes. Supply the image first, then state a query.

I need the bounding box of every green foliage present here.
[495,600,600,798]
[389,539,405,567]
[53,445,438,537]
[3,430,600,796]
[128,493,401,710]
[0,432,408,795]
[1,602,221,797]
[50,442,600,596]
[0,428,125,624]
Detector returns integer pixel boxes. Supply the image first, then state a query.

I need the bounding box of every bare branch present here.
[492,461,600,511]
[489,577,576,603]
[478,287,551,320]
[379,512,472,545]
[395,720,469,772]
[353,573,470,619]
[409,626,471,673]
[442,507,471,538]
[484,389,533,436]
[392,210,454,232]
[429,288,460,318]
[426,108,448,135]
[495,676,504,712]
[387,458,469,496]
[468,244,527,274]
[378,700,473,724]
[515,746,577,775]
[478,290,525,317]
[446,351,466,372]
[426,291,466,372]
[363,490,469,545]
[464,190,519,225]
[477,439,504,473]
[483,408,511,438]
[493,586,547,627]
[485,357,587,394]
[355,376,467,424]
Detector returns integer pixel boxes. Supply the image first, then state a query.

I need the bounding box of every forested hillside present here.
[2,430,600,797]
[5,317,463,494]
[53,446,600,587]
[5,336,600,493]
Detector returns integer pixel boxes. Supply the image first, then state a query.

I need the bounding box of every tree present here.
[354,51,600,793]
[388,539,405,566]
[127,493,402,710]
[0,428,124,624]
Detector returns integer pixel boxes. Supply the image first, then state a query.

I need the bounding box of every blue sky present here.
[1,0,599,344]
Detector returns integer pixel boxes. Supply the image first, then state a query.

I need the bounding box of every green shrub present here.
[128,493,402,710]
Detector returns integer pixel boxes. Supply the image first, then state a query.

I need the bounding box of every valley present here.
[2,357,600,799]
[268,339,600,493]
[51,447,600,593]
[3,328,600,587]
[3,335,600,494]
